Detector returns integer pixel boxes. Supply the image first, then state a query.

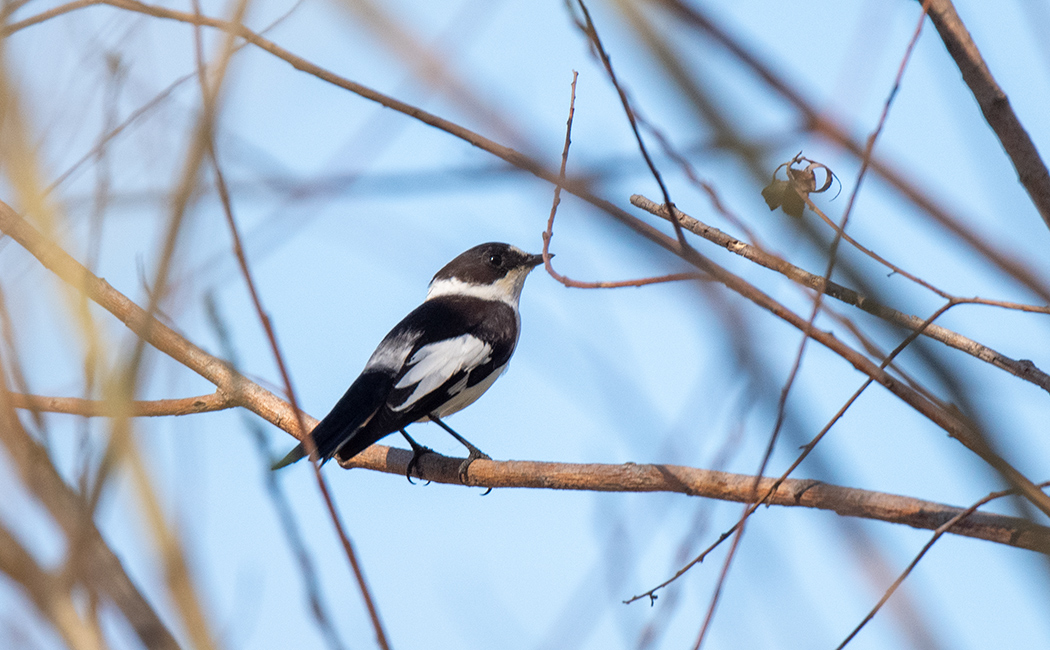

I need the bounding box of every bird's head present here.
[426,242,546,307]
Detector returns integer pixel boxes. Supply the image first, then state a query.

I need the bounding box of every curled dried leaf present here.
[762,154,836,218]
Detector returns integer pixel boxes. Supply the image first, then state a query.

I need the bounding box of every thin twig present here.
[204,296,347,650]
[656,0,1050,304]
[628,300,959,605]
[540,72,701,289]
[570,0,688,248]
[835,482,1050,649]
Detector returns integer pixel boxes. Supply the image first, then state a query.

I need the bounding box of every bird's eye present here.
[487,253,503,267]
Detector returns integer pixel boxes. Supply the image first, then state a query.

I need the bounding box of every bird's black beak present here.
[527,253,548,268]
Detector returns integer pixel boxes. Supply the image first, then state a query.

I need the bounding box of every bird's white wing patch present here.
[391,334,492,412]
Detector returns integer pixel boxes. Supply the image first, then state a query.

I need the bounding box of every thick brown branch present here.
[340,445,1050,554]
[631,194,1050,394]
[9,390,237,417]
[924,0,1050,231]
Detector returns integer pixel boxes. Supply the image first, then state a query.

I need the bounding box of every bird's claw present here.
[403,437,436,484]
[458,448,492,494]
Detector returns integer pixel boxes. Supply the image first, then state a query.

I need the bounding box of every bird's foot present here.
[457,446,493,495]
[427,416,493,494]
[401,431,435,484]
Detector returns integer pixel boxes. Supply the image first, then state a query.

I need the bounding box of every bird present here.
[272,242,546,482]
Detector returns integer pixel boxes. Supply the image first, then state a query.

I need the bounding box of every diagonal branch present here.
[0,199,308,437]
[630,194,1050,393]
[923,0,1050,231]
[0,523,106,650]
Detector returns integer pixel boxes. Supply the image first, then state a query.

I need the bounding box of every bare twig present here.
[570,0,688,247]
[542,72,703,289]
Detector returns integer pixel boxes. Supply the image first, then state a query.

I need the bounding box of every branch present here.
[8,390,237,417]
[923,0,1050,231]
[630,194,1050,394]
[33,0,1042,515]
[338,446,1050,555]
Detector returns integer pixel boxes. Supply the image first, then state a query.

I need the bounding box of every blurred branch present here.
[0,200,307,435]
[0,373,181,649]
[204,101,391,650]
[0,524,106,650]
[631,194,1050,393]
[8,390,237,417]
[923,0,1050,231]
[338,446,1050,555]
[204,296,348,650]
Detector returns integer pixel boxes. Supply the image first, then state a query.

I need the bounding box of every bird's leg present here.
[401,429,434,483]
[430,416,491,488]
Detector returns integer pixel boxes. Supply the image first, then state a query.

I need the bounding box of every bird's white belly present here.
[427,362,508,420]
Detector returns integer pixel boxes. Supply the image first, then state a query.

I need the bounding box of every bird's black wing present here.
[308,369,392,462]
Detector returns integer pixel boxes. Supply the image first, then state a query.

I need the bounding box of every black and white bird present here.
[272,242,546,480]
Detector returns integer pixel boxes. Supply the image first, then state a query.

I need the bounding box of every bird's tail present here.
[271,443,306,470]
